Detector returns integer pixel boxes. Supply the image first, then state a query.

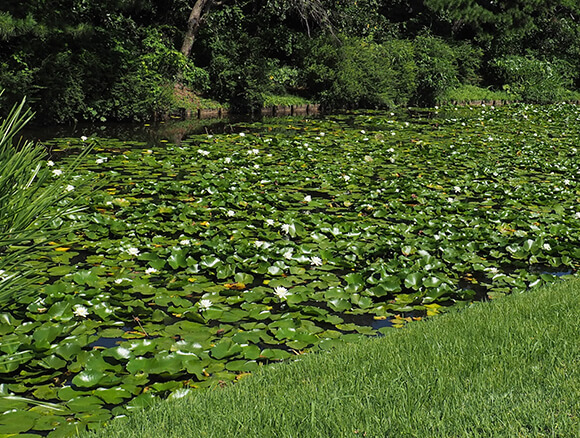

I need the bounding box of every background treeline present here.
[1,0,579,124]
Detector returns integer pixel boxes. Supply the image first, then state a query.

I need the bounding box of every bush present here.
[412,34,460,105]
[303,36,415,109]
[491,55,574,103]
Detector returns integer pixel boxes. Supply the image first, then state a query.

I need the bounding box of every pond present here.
[2,103,579,436]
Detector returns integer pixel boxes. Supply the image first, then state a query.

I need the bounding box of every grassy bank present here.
[85,278,580,438]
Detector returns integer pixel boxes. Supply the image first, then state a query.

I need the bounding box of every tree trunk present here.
[180,0,214,58]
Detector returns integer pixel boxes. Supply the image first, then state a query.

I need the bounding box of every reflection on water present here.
[21,117,241,148]
[20,112,323,148]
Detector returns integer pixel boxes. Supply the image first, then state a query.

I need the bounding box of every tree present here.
[180,0,214,57]
[179,0,332,59]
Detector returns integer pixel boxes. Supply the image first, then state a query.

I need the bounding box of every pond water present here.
[3,103,579,436]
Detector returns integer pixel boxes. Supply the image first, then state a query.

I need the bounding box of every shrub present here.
[491,55,573,103]
[412,34,460,105]
[303,36,414,109]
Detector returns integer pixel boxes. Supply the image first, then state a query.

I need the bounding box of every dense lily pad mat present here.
[2,103,580,436]
[84,278,580,437]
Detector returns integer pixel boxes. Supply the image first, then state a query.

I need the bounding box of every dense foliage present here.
[1,0,580,123]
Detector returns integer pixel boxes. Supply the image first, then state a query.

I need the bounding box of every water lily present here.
[454,186,461,193]
[282,249,293,260]
[310,256,323,266]
[73,305,89,318]
[227,210,235,217]
[145,267,158,275]
[281,223,291,234]
[304,195,312,202]
[247,149,259,155]
[239,132,246,137]
[52,169,63,176]
[197,149,210,156]
[80,136,88,142]
[125,247,140,256]
[224,157,232,163]
[47,160,55,167]
[65,184,75,192]
[198,299,212,311]
[179,239,191,245]
[265,219,275,226]
[274,286,290,300]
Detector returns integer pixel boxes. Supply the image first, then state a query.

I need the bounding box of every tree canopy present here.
[1,0,579,123]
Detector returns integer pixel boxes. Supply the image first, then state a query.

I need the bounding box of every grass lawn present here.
[85,278,580,437]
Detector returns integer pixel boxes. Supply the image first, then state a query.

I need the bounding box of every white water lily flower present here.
[96,158,106,164]
[454,186,461,193]
[81,136,88,141]
[282,249,293,260]
[179,239,191,245]
[52,169,63,176]
[575,212,580,219]
[227,210,235,217]
[310,256,323,266]
[197,149,210,156]
[343,175,351,182]
[265,219,275,226]
[253,164,260,169]
[281,223,291,234]
[126,247,140,256]
[247,148,259,155]
[304,195,312,203]
[564,179,571,185]
[145,267,158,275]
[274,286,290,300]
[543,243,552,251]
[114,278,131,284]
[73,305,89,317]
[239,132,246,137]
[198,299,212,311]
[47,160,55,167]
[364,155,373,162]
[224,157,232,163]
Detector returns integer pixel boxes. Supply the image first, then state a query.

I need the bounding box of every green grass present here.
[85,279,580,438]
[441,85,513,103]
